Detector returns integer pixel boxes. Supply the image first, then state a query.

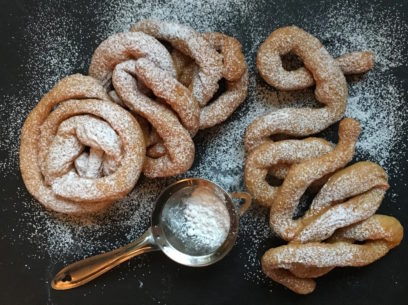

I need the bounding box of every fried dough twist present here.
[131,21,249,130]
[130,19,224,107]
[126,21,248,158]
[89,31,196,177]
[245,26,374,151]
[261,119,403,294]
[90,24,248,173]
[19,74,145,214]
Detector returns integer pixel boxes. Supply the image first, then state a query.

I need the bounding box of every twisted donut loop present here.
[199,32,248,129]
[89,31,197,177]
[130,28,248,158]
[170,31,249,130]
[263,215,403,294]
[244,138,334,206]
[245,26,375,151]
[270,118,361,240]
[19,74,145,214]
[90,24,248,169]
[245,27,400,293]
[89,31,176,86]
[112,60,195,177]
[260,119,402,294]
[130,19,224,107]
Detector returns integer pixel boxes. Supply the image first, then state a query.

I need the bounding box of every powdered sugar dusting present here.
[162,186,230,255]
[305,1,408,72]
[346,76,407,171]
[299,0,408,177]
[0,95,29,177]
[0,0,407,292]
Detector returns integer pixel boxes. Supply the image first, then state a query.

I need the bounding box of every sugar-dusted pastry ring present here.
[270,118,361,240]
[199,32,248,129]
[244,138,333,206]
[246,26,349,151]
[89,31,177,86]
[262,214,403,294]
[19,74,145,214]
[143,30,249,156]
[261,119,403,294]
[112,60,195,177]
[130,19,224,107]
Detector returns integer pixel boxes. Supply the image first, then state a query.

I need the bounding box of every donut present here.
[89,31,197,177]
[19,74,145,214]
[124,25,249,157]
[112,60,195,177]
[130,19,224,107]
[244,137,333,206]
[246,26,352,151]
[260,119,403,294]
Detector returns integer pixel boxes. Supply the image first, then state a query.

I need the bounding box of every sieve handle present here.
[51,227,158,290]
[230,192,252,217]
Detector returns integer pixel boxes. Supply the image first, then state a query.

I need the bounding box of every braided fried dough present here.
[131,22,249,130]
[124,24,248,158]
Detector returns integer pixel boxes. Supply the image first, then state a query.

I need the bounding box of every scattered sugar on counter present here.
[0,0,406,291]
[162,186,230,255]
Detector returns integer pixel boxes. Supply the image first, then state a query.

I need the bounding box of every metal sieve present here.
[51,178,251,290]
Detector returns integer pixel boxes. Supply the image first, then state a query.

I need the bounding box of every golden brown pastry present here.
[89,31,196,177]
[259,120,402,294]
[19,74,145,214]
[169,31,248,130]
[245,26,374,151]
[130,19,224,106]
[245,137,333,206]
